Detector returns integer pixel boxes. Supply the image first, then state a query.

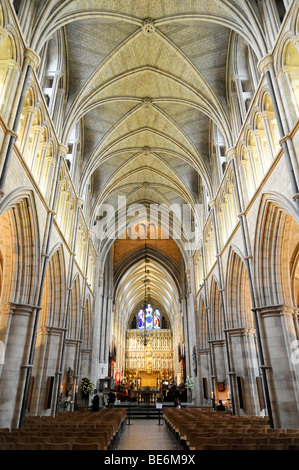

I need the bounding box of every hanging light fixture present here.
[137,235,152,347]
[142,237,149,346]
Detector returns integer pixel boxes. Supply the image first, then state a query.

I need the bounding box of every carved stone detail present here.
[141,18,156,36]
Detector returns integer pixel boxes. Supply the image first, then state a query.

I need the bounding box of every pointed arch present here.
[68,273,81,340]
[39,244,66,328]
[254,192,299,307]
[226,246,255,329]
[0,189,40,306]
[209,275,224,341]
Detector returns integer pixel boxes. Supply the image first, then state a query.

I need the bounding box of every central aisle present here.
[116,419,184,450]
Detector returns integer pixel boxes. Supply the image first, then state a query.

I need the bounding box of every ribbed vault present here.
[29,0,268,252]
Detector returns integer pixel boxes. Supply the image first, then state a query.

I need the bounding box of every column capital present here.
[226,147,236,161]
[24,48,40,69]
[224,327,256,337]
[24,106,37,116]
[257,54,274,74]
[58,144,69,157]
[208,199,216,209]
[252,304,296,317]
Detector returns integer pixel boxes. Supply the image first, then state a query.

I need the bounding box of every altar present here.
[125,329,174,390]
[136,388,161,404]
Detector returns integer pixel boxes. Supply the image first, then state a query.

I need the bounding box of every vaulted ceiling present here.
[30,0,269,319]
[32,0,267,232]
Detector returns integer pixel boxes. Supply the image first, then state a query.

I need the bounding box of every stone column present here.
[0,48,40,195]
[237,160,251,207]
[44,156,56,204]
[54,198,84,415]
[226,327,261,416]
[30,325,66,416]
[210,339,228,404]
[261,0,280,48]
[0,60,19,121]
[227,146,275,426]
[245,146,258,190]
[258,54,299,209]
[255,304,299,428]
[0,302,36,429]
[36,142,50,185]
[260,111,277,162]
[19,106,36,158]
[251,129,266,175]
[27,124,44,172]
[209,199,236,414]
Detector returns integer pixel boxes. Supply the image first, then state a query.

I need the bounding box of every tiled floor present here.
[116,419,183,450]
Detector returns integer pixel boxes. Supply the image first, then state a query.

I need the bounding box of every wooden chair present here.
[72,443,100,450]
[231,443,258,450]
[243,436,269,445]
[258,444,286,450]
[202,443,230,450]
[265,428,284,435]
[0,442,15,450]
[188,431,211,448]
[268,437,292,446]
[220,437,243,446]
[194,436,220,450]
[43,442,72,450]
[76,437,106,450]
[15,442,43,450]
[0,428,10,433]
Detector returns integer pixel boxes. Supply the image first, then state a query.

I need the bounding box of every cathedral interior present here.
[0,0,299,451]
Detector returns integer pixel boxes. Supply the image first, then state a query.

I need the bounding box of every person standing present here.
[108,389,116,408]
[216,400,226,411]
[98,389,106,408]
[91,389,100,412]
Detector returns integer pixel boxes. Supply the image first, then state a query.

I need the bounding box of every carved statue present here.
[67,367,73,395]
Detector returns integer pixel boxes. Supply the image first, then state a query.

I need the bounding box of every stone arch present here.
[0,189,40,306]
[226,247,255,329]
[82,295,92,350]
[254,192,299,307]
[197,295,208,350]
[68,274,81,340]
[282,38,299,120]
[39,244,66,329]
[209,276,224,341]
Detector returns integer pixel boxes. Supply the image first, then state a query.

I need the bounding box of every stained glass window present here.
[138,309,145,329]
[146,304,153,329]
[137,304,160,330]
[154,309,160,329]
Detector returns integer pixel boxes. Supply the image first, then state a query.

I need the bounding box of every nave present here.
[1,0,299,438]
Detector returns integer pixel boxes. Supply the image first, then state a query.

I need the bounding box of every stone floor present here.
[116,419,184,451]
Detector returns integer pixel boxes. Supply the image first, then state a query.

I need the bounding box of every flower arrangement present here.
[185,376,194,389]
[80,377,94,396]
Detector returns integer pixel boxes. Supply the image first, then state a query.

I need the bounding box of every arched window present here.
[145,304,153,329]
[154,309,161,329]
[138,309,145,329]
[137,304,160,330]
